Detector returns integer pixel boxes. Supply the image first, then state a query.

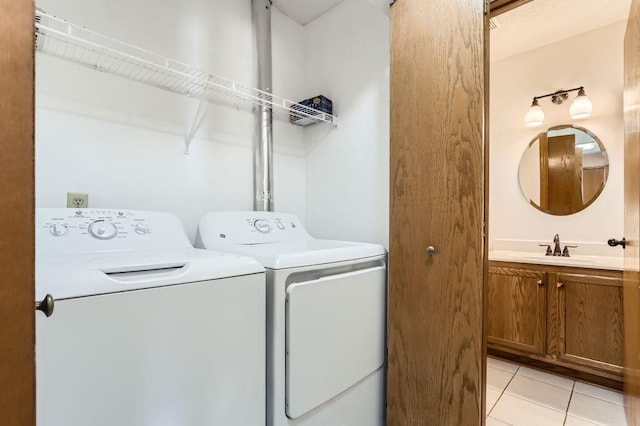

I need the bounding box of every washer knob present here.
[49,223,68,237]
[134,224,149,235]
[88,220,118,240]
[254,219,271,233]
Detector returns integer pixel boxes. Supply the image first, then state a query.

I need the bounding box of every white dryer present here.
[195,211,387,426]
[36,208,266,426]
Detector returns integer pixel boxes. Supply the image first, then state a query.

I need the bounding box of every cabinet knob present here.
[557,282,565,289]
[426,246,436,256]
[537,279,544,286]
[35,294,55,317]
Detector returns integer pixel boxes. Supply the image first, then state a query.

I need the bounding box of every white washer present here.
[195,211,387,426]
[36,208,266,426]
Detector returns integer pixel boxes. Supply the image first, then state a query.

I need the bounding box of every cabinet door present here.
[487,266,546,355]
[557,273,623,374]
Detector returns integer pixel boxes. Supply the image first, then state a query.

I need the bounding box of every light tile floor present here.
[487,357,627,426]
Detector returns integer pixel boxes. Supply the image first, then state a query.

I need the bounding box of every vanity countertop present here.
[489,250,624,271]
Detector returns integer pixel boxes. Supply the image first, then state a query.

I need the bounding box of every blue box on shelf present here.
[290,95,333,126]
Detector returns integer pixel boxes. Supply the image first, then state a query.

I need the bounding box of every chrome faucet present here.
[553,234,562,256]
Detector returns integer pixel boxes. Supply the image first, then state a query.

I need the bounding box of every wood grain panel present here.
[0,1,35,425]
[557,274,623,374]
[487,269,546,354]
[583,167,606,204]
[388,0,485,424]
[489,260,623,278]
[547,134,582,215]
[624,0,640,421]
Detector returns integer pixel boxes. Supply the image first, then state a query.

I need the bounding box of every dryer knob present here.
[134,224,149,235]
[254,219,271,233]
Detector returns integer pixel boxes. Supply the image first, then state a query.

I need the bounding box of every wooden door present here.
[388,0,486,424]
[557,274,623,375]
[487,266,546,355]
[0,1,36,425]
[624,0,640,421]
[546,134,583,215]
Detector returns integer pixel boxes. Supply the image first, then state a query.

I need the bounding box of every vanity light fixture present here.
[524,86,593,127]
[525,98,545,127]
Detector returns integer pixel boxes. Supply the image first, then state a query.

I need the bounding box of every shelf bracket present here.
[184,77,211,155]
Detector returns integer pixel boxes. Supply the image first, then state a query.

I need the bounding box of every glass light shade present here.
[525,103,544,127]
[570,92,593,119]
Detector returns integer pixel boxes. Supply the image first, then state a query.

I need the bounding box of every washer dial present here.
[88,220,118,240]
[49,223,68,236]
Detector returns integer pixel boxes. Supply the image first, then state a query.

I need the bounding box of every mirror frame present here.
[518,124,609,216]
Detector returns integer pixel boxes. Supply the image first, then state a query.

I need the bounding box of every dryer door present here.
[285,266,386,419]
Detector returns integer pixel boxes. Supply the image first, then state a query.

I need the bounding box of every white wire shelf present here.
[34,11,336,128]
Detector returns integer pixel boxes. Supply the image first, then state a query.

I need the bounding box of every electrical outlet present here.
[67,192,89,208]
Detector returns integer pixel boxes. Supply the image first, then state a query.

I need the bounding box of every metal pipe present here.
[252,0,274,212]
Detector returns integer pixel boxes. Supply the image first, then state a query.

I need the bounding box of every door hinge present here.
[484,0,489,15]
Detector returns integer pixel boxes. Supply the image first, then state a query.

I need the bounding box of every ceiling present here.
[272,0,346,25]
[491,0,632,62]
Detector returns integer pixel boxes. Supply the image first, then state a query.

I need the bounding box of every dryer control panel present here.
[37,208,192,254]
[248,216,297,234]
[197,211,311,246]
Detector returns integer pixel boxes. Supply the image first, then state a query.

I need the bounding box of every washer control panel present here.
[37,208,192,254]
[40,209,153,241]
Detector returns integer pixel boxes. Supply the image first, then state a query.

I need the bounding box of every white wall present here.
[35,0,308,241]
[490,22,626,246]
[303,0,390,247]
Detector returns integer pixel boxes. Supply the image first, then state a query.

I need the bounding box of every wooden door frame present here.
[624,0,640,421]
[489,0,535,17]
[0,1,36,425]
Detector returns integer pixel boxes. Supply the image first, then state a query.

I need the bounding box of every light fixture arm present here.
[532,86,584,103]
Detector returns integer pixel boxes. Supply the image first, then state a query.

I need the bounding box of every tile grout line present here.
[488,365,520,419]
[571,382,626,407]
[515,370,575,392]
[508,367,576,414]
[563,381,576,426]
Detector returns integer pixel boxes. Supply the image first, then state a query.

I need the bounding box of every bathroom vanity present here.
[487,257,623,389]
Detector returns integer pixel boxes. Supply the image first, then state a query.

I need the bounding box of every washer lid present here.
[202,239,386,269]
[36,248,264,300]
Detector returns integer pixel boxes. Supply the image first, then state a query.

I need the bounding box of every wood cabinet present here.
[557,273,624,374]
[487,266,546,355]
[488,261,624,386]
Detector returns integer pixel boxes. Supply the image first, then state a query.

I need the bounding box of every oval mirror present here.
[518,125,609,216]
